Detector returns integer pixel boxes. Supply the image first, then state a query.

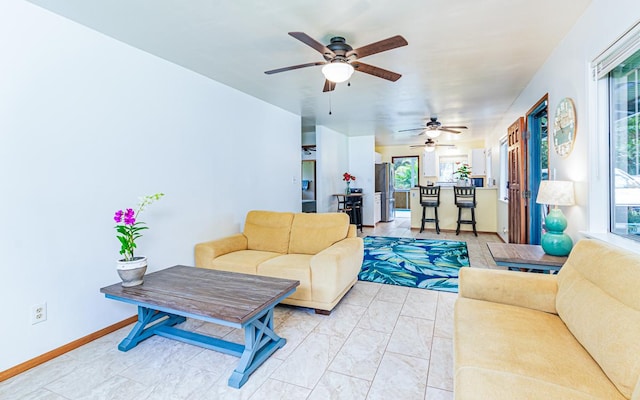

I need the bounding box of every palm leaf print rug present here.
[358,236,470,293]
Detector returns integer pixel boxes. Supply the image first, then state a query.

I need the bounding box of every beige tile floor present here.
[0,213,503,400]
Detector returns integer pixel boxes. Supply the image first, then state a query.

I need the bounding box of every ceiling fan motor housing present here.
[426,117,441,128]
[325,37,353,61]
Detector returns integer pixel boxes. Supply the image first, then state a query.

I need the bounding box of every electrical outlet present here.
[31,302,47,324]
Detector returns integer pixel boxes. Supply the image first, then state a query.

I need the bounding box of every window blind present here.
[593,20,640,80]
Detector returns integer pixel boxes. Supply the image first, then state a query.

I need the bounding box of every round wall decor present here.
[552,97,577,157]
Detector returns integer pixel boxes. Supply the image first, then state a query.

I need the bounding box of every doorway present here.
[391,155,419,210]
[301,160,316,212]
[526,95,549,245]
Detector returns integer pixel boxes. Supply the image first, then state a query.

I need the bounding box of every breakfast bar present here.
[409,186,497,233]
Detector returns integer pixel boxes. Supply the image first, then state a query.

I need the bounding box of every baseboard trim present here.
[0,315,137,382]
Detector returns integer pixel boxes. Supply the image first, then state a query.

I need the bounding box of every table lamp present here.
[535,180,575,256]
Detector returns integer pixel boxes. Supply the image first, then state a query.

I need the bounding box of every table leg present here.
[118,306,186,351]
[228,307,286,388]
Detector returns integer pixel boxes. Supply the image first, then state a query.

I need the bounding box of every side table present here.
[487,242,568,273]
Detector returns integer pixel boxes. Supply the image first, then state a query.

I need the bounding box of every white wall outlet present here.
[31,302,47,324]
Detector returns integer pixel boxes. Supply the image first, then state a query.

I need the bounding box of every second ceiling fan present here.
[400,117,468,138]
[264,32,408,92]
[410,138,455,152]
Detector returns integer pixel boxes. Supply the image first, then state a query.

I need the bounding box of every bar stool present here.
[454,186,477,236]
[419,186,440,234]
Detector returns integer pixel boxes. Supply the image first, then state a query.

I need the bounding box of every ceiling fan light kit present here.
[265,32,407,92]
[424,144,436,152]
[425,130,441,139]
[322,61,354,83]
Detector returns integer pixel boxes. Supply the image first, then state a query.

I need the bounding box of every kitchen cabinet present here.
[422,151,437,177]
[472,148,486,175]
[374,192,381,223]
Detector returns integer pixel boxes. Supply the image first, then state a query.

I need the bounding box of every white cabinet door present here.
[422,151,437,177]
[374,193,382,223]
[472,148,486,175]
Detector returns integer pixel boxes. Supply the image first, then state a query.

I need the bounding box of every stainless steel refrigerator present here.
[375,163,395,222]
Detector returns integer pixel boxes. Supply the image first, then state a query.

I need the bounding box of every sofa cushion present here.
[209,250,281,275]
[288,212,349,255]
[454,297,626,399]
[243,210,294,254]
[455,367,623,400]
[257,254,313,301]
[556,240,640,399]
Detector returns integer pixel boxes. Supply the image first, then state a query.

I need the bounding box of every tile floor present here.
[0,215,504,400]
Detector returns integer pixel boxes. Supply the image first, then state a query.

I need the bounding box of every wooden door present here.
[508,117,527,243]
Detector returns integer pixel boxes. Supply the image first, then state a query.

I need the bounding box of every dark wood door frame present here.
[525,94,549,245]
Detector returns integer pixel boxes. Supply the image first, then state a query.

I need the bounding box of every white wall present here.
[315,125,349,213]
[487,0,640,248]
[349,136,375,225]
[0,0,301,371]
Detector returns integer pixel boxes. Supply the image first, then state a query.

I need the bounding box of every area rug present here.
[358,236,470,293]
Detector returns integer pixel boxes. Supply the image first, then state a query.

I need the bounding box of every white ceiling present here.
[27,0,591,147]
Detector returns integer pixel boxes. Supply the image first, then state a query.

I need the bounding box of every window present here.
[499,138,508,201]
[609,49,640,239]
[438,155,468,182]
[593,21,640,241]
[392,156,419,189]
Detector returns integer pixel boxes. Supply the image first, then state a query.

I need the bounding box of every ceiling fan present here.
[264,32,408,92]
[399,117,468,138]
[410,138,455,152]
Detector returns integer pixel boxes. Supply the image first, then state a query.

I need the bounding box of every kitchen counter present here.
[410,187,497,233]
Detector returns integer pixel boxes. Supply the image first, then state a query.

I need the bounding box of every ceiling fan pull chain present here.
[329,92,332,115]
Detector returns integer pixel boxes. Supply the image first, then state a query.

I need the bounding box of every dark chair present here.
[335,194,360,232]
[336,194,352,215]
[419,186,440,234]
[346,192,363,232]
[454,186,477,236]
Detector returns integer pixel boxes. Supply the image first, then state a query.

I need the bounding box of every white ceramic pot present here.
[116,256,148,287]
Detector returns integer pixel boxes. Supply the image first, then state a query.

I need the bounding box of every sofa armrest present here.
[194,233,248,269]
[310,237,364,304]
[459,268,558,314]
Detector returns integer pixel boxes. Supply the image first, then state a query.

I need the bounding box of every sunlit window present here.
[438,155,468,182]
[609,48,640,240]
[392,156,419,190]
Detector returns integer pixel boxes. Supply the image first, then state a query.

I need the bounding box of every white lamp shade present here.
[322,62,354,83]
[424,145,436,152]
[536,180,575,206]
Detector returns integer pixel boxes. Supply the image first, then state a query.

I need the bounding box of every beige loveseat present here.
[454,239,640,399]
[194,210,364,313]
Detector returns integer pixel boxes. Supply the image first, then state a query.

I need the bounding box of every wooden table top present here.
[487,242,568,267]
[100,266,299,325]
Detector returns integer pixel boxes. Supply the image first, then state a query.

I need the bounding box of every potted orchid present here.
[113,193,164,286]
[343,172,356,194]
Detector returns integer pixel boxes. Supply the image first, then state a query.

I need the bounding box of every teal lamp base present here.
[541,208,573,256]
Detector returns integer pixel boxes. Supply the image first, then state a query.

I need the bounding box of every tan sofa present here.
[454,239,640,400]
[194,210,364,313]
